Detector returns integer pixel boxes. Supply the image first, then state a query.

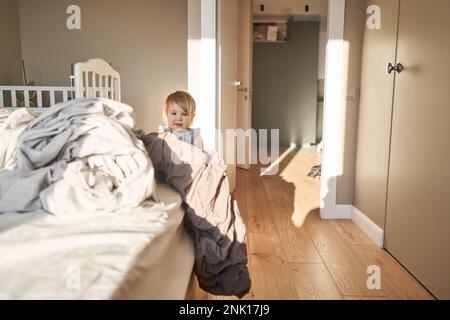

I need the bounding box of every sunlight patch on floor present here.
[260,143,297,177]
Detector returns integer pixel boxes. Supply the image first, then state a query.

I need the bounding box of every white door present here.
[218,0,239,191]
[237,0,253,170]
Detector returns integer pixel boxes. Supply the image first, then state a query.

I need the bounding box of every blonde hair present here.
[163,91,196,126]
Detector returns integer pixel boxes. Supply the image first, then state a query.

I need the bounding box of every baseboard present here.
[301,143,318,152]
[331,204,384,248]
[335,204,352,219]
[301,143,312,149]
[351,206,384,248]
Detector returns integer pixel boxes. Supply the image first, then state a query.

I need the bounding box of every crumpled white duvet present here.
[0,99,193,299]
[0,98,155,215]
[0,108,36,170]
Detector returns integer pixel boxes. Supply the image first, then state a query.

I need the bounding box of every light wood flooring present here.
[192,148,435,300]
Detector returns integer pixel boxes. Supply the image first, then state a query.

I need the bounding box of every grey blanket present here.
[140,133,251,298]
[0,98,155,215]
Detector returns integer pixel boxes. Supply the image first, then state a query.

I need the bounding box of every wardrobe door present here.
[385,0,450,299]
[354,0,400,229]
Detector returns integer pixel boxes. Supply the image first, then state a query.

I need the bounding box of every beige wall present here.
[0,0,22,85]
[336,0,366,204]
[18,0,187,132]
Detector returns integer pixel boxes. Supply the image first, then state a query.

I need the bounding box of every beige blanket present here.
[140,132,251,298]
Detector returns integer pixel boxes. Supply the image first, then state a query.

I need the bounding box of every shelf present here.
[253,40,288,43]
[253,18,291,42]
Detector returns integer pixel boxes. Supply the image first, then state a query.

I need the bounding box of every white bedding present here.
[0,99,155,215]
[0,182,194,300]
[0,100,195,299]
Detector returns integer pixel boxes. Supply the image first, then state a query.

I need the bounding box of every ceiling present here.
[252,0,328,17]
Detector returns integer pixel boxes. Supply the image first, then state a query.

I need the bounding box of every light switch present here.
[346,87,358,100]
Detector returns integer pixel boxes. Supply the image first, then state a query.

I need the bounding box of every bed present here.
[0,59,196,299]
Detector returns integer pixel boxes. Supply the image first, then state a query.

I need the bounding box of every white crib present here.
[0,58,121,110]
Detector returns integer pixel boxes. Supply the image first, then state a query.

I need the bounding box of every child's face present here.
[167,103,192,132]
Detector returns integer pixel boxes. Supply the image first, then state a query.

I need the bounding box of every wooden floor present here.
[194,148,434,300]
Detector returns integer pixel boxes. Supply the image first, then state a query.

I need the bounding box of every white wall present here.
[337,0,366,204]
[188,0,217,150]
[18,0,188,133]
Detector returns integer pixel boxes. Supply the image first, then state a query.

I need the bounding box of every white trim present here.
[351,206,384,248]
[320,0,347,219]
[301,143,312,149]
[329,204,384,248]
[335,204,352,219]
[202,0,217,150]
[188,0,217,151]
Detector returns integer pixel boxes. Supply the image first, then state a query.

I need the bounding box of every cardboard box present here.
[267,26,278,41]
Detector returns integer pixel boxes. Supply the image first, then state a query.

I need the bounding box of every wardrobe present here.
[355,0,450,299]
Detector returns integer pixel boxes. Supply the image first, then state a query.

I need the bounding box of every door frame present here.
[320,0,347,219]
[236,0,253,170]
[188,0,347,219]
[188,0,217,151]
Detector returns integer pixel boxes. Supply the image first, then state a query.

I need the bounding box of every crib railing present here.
[0,86,75,109]
[0,86,116,109]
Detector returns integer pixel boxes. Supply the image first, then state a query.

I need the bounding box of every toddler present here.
[159,91,203,150]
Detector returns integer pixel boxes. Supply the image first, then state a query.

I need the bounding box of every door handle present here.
[387,63,404,74]
[234,80,242,87]
[237,87,248,93]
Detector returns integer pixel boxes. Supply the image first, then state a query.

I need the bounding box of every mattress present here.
[0,182,195,300]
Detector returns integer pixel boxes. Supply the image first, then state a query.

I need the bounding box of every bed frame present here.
[0,58,121,110]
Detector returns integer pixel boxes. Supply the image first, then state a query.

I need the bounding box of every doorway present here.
[187,0,347,218]
[237,0,331,217]
[250,3,326,150]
